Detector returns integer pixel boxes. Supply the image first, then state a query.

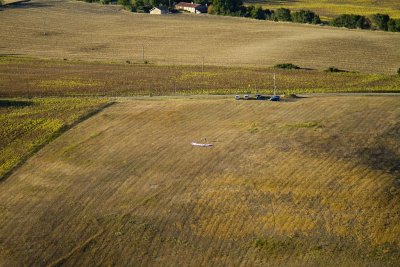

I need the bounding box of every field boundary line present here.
[0,100,116,183]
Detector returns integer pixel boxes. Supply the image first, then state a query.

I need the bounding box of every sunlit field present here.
[1,96,400,265]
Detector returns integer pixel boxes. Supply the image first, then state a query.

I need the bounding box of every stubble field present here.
[0,96,400,266]
[1,0,400,74]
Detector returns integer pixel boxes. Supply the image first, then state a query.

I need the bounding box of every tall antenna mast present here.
[273,73,276,96]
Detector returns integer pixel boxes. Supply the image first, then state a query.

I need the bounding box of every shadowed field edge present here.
[0,100,115,182]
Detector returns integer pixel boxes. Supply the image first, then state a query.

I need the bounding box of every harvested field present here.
[1,57,400,97]
[1,0,400,74]
[0,96,400,266]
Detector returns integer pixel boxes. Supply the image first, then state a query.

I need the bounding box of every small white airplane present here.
[191,142,213,147]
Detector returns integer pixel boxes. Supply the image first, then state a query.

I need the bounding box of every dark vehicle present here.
[256,94,268,100]
[269,95,281,101]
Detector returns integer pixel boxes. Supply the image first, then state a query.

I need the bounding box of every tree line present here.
[332,13,400,31]
[80,0,400,32]
[209,0,400,32]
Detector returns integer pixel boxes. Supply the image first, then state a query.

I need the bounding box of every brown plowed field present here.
[0,96,399,266]
[1,0,400,74]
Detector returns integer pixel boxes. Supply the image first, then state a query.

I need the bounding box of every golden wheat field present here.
[0,96,399,266]
[1,0,400,74]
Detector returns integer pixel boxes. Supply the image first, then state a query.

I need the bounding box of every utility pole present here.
[142,44,145,62]
[43,17,47,36]
[273,73,276,96]
[174,79,177,95]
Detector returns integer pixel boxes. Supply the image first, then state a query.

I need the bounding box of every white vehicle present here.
[244,94,249,100]
[235,95,240,100]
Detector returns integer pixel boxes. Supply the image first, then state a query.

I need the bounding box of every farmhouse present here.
[150,6,169,14]
[175,2,207,14]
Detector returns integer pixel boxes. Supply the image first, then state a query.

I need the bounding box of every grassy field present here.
[0,96,399,265]
[1,0,400,265]
[245,0,400,20]
[0,97,110,179]
[1,0,400,74]
[1,56,400,97]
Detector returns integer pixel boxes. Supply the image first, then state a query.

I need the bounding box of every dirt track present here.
[0,96,400,266]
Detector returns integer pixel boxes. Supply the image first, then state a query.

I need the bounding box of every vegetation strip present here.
[1,57,400,97]
[0,98,114,181]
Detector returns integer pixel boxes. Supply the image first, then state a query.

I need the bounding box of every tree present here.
[332,14,370,29]
[398,68,400,75]
[388,18,400,32]
[265,9,273,20]
[292,10,320,24]
[273,8,291,22]
[251,6,266,20]
[242,5,254,17]
[142,0,168,8]
[372,13,390,31]
[212,0,243,15]
[194,0,211,5]
[118,0,131,7]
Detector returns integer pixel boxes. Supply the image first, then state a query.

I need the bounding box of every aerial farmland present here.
[0,0,400,266]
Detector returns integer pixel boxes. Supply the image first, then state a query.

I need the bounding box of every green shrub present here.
[243,5,254,17]
[275,63,300,69]
[265,9,273,20]
[325,66,346,73]
[397,68,400,75]
[212,0,243,15]
[292,10,321,24]
[332,14,371,29]
[273,8,291,22]
[250,5,266,20]
[118,0,131,7]
[388,19,400,32]
[372,13,390,31]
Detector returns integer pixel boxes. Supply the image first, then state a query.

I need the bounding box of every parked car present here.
[244,95,249,100]
[256,94,268,100]
[269,95,280,101]
[235,95,240,100]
